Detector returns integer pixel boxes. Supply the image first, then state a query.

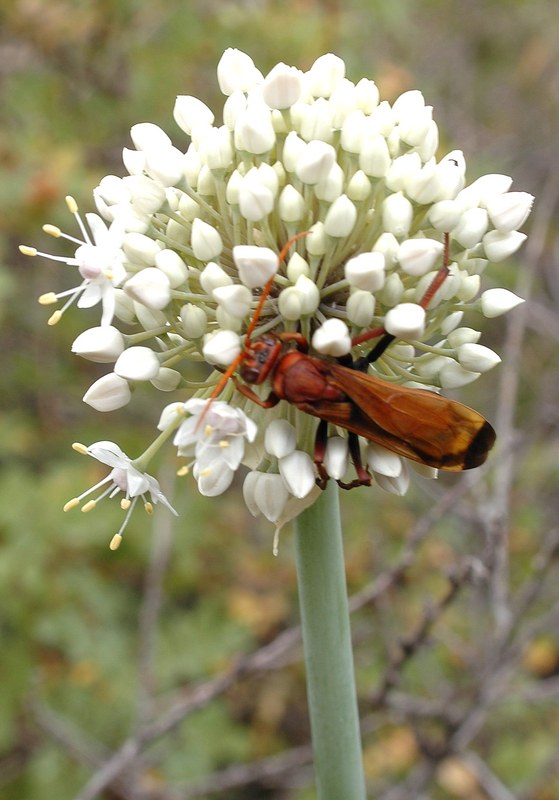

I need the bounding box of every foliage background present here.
[1,0,558,798]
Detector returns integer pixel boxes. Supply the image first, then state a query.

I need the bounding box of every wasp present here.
[208,233,496,488]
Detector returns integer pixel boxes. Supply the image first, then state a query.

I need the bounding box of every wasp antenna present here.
[419,232,450,310]
[196,351,246,430]
[245,230,311,344]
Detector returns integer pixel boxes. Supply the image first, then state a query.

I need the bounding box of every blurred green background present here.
[1,0,558,798]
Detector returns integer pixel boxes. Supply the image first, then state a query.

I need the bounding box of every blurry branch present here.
[485,175,559,633]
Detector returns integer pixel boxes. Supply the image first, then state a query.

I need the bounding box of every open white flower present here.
[63,441,177,549]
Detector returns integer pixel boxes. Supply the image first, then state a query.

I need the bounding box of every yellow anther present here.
[42,224,61,237]
[177,465,189,476]
[47,310,63,326]
[219,439,230,449]
[65,195,78,214]
[109,534,122,551]
[63,498,80,512]
[72,442,88,455]
[82,500,96,513]
[19,245,37,256]
[144,502,154,515]
[38,292,57,305]
[204,424,213,436]
[120,498,131,510]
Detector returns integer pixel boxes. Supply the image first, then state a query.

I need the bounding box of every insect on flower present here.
[206,233,497,489]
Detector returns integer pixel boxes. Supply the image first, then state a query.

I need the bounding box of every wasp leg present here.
[231,375,281,408]
[338,432,371,489]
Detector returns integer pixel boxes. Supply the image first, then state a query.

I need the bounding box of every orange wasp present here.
[209,233,496,489]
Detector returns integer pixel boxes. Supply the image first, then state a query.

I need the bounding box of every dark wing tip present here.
[463,420,497,469]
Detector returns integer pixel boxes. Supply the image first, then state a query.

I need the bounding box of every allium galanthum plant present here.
[21,49,532,549]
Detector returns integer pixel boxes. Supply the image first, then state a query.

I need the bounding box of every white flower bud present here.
[234,105,276,154]
[480,287,524,317]
[397,238,444,276]
[295,140,336,184]
[347,169,372,202]
[215,306,242,332]
[223,90,246,130]
[485,191,534,232]
[457,343,501,373]
[384,303,426,339]
[155,249,188,288]
[200,125,233,170]
[265,419,297,458]
[441,311,464,335]
[382,192,413,237]
[143,145,185,187]
[415,354,453,379]
[243,472,289,523]
[312,318,352,356]
[398,103,433,147]
[113,289,136,324]
[340,109,367,153]
[314,162,344,202]
[305,222,327,256]
[355,77,380,113]
[392,89,425,119]
[123,232,161,265]
[203,330,241,366]
[324,436,349,480]
[370,100,396,136]
[183,143,202,187]
[307,53,346,97]
[446,327,481,347]
[238,175,275,221]
[460,174,513,207]
[323,194,357,237]
[217,48,263,95]
[279,450,316,498]
[233,245,279,288]
[83,373,131,412]
[133,301,166,330]
[345,251,385,291]
[213,284,252,319]
[180,303,208,338]
[124,267,171,310]
[366,442,403,477]
[199,262,232,297]
[375,462,410,496]
[173,95,215,135]
[483,230,527,262]
[453,207,489,249]
[286,253,309,282]
[151,367,181,391]
[347,289,375,327]
[130,122,172,152]
[282,131,307,172]
[385,152,422,193]
[278,184,306,221]
[72,326,125,363]
[379,272,404,306]
[278,286,303,320]
[439,362,480,388]
[191,218,223,261]
[262,62,303,109]
[95,174,131,206]
[428,199,464,232]
[457,273,481,301]
[114,346,160,381]
[373,232,400,268]
[296,274,320,315]
[359,134,391,177]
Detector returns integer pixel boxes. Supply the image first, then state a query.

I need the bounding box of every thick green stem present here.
[294,481,367,800]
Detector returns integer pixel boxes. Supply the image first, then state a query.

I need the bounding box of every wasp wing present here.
[298,362,495,471]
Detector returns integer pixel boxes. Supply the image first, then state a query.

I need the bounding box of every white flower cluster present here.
[22,49,532,545]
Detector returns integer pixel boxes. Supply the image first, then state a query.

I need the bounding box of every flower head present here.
[28,50,532,544]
